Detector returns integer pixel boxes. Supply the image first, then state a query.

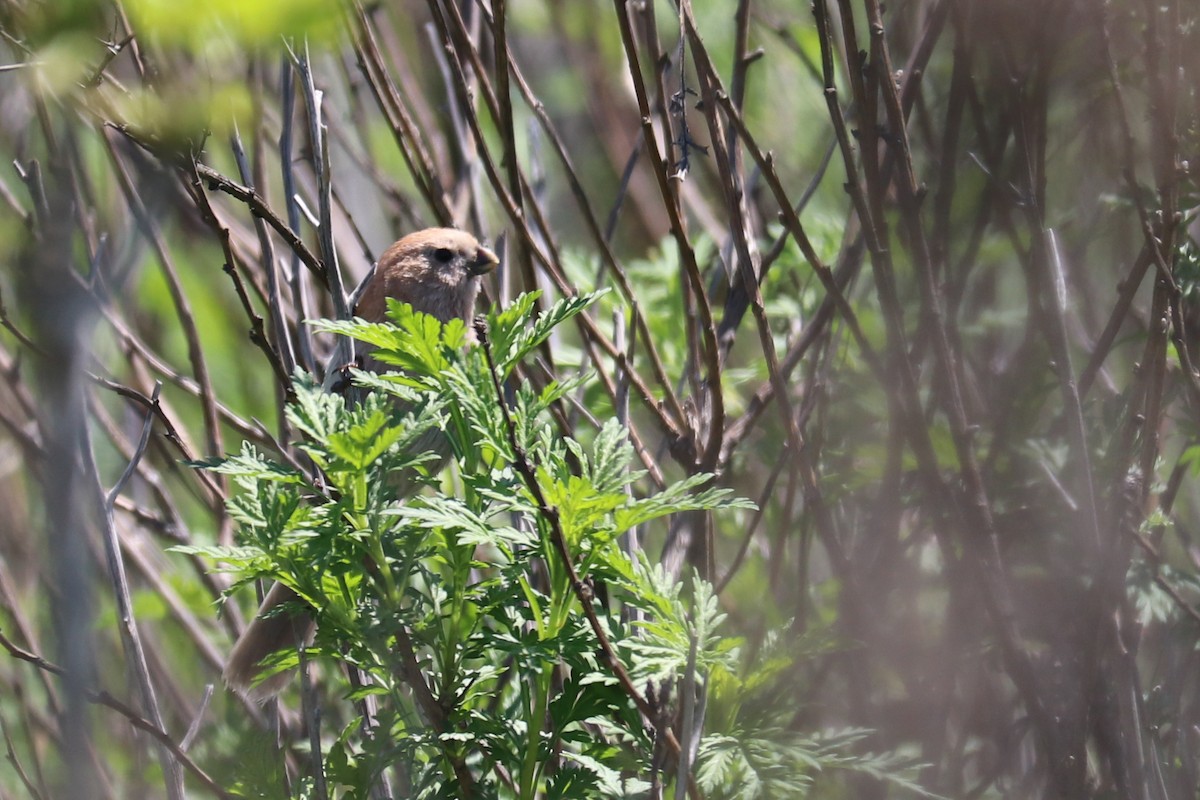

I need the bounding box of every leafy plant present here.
[185,294,767,796]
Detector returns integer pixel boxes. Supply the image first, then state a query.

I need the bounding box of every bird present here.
[223,227,499,700]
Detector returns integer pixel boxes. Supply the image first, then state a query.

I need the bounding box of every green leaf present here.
[189,441,304,483]
[624,566,737,686]
[585,418,637,495]
[392,497,536,551]
[540,471,624,549]
[326,407,404,471]
[169,544,266,563]
[285,371,344,445]
[310,301,468,380]
[615,473,756,534]
[489,290,606,373]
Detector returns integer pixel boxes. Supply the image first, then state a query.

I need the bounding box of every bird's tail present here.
[223,582,316,702]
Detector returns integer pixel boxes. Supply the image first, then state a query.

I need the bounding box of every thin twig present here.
[0,629,233,800]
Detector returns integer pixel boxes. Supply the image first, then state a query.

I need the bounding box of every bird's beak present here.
[469,246,500,276]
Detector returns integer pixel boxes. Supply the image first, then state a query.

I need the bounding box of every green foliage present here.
[193,294,787,796]
[686,626,941,800]
[125,0,340,48]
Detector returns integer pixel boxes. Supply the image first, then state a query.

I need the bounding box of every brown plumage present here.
[224,228,498,700]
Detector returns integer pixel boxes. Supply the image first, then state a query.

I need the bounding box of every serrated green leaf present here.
[489,290,606,374]
[190,441,304,483]
[393,497,536,550]
[326,407,405,470]
[614,473,756,533]
[169,544,266,562]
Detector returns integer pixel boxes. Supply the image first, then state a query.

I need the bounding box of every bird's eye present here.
[433,247,454,264]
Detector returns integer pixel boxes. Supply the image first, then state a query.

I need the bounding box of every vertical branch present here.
[104,144,226,465]
[295,43,351,321]
[22,189,101,799]
[350,1,454,225]
[489,0,523,224]
[232,120,297,379]
[611,0,723,472]
[279,55,317,375]
[86,382,185,800]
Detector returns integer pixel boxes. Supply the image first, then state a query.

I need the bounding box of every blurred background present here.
[0,0,1197,797]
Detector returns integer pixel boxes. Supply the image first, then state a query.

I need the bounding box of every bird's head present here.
[356,227,499,324]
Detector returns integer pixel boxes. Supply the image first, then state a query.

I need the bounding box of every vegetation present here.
[0,0,1197,798]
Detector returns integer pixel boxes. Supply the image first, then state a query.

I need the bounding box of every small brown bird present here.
[224,228,499,700]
